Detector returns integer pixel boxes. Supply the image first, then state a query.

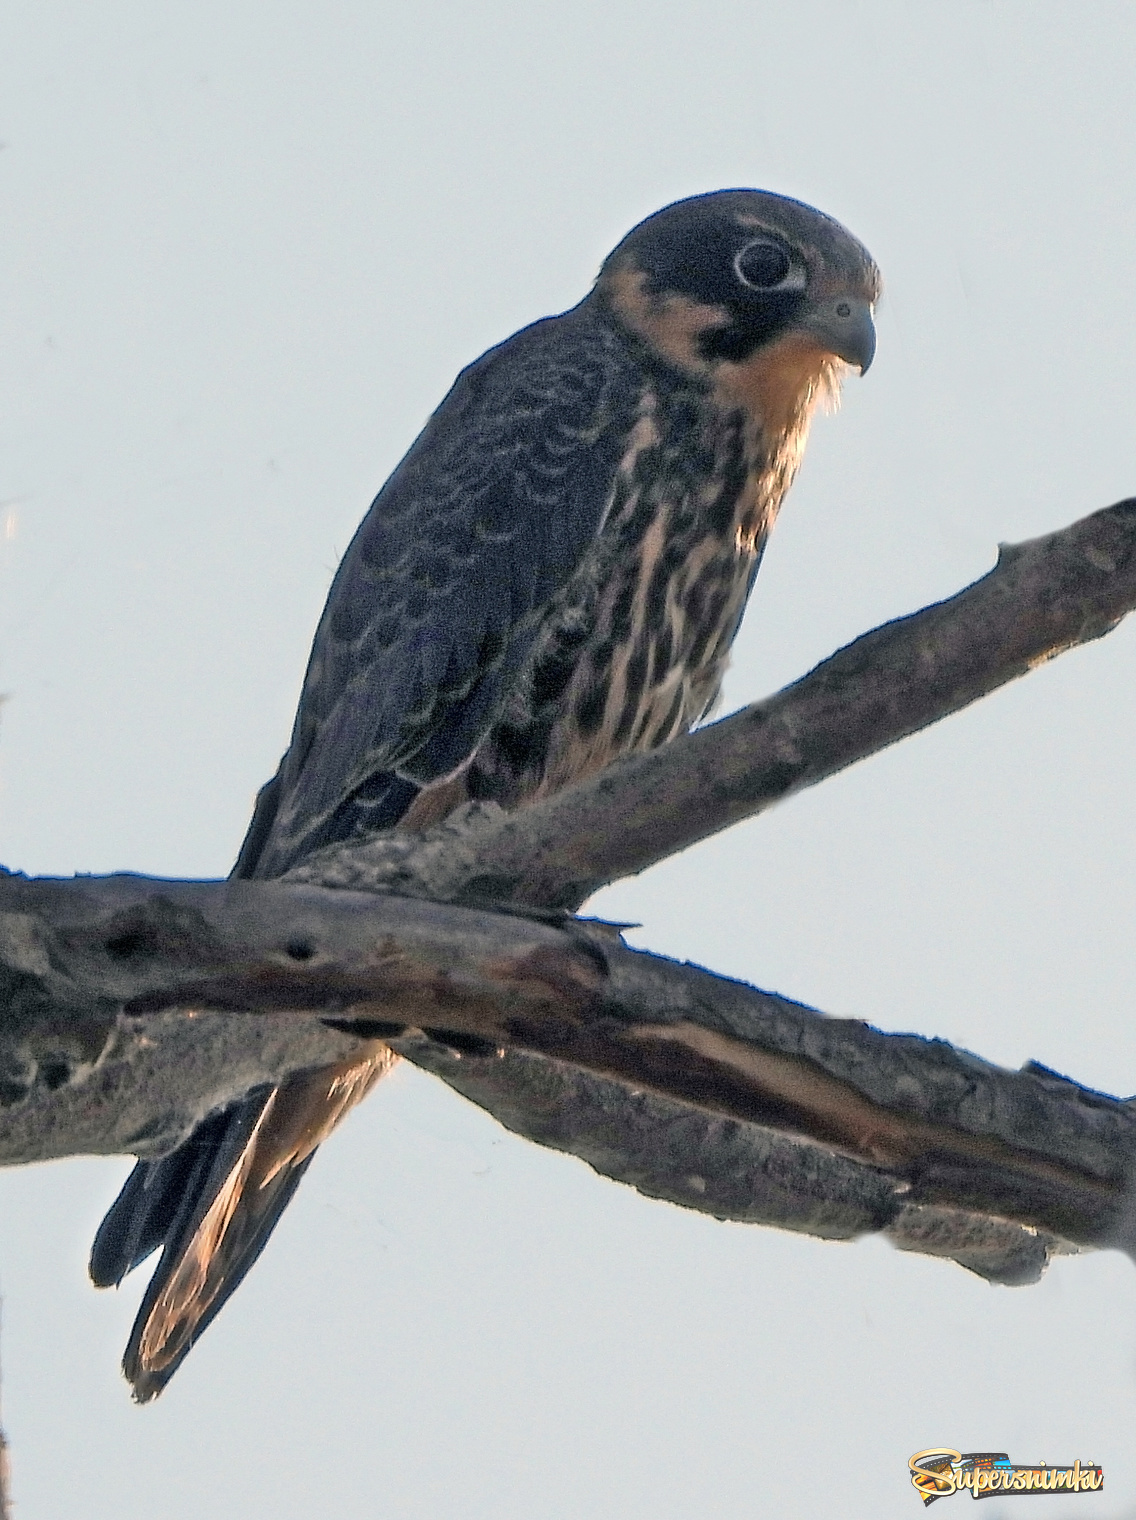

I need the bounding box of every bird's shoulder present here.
[332,303,645,633]
[252,300,650,869]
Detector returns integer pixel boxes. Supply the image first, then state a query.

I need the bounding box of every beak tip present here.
[802,297,876,376]
[854,321,877,376]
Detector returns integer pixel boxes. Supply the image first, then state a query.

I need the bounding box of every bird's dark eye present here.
[734,239,794,290]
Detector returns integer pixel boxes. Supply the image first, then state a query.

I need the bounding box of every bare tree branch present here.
[405,1041,1081,1287]
[0,871,1133,1281]
[287,499,1136,912]
[3,502,1136,1287]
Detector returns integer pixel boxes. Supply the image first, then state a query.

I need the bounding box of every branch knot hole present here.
[98,898,223,965]
[104,924,161,961]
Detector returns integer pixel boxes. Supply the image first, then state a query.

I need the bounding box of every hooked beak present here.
[799,295,876,374]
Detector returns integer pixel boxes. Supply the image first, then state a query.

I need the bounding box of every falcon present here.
[90,188,879,1400]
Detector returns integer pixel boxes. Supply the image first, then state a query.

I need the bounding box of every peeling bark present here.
[0,872,1133,1283]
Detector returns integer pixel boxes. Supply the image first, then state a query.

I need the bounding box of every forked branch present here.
[3,500,1136,1285]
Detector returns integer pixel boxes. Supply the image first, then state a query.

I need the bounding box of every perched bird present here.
[90,188,879,1400]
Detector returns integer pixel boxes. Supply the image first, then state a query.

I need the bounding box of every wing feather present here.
[247,305,642,877]
[91,299,644,1398]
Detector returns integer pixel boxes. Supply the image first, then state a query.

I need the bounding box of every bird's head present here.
[594,189,879,407]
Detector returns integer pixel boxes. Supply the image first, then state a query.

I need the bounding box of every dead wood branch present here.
[287,499,1136,912]
[0,871,1134,1284]
[3,501,1136,1285]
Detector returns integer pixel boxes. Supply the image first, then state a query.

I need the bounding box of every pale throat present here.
[715,331,846,557]
[599,269,846,556]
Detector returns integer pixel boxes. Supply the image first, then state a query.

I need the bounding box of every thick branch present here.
[1,871,1133,1278]
[288,500,1136,911]
[4,504,1136,1286]
[404,1040,1083,1287]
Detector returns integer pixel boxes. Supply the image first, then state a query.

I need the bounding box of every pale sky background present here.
[3,3,1136,1516]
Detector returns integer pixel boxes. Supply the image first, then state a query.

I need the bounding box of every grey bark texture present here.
[287,499,1136,912]
[3,500,1136,1287]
